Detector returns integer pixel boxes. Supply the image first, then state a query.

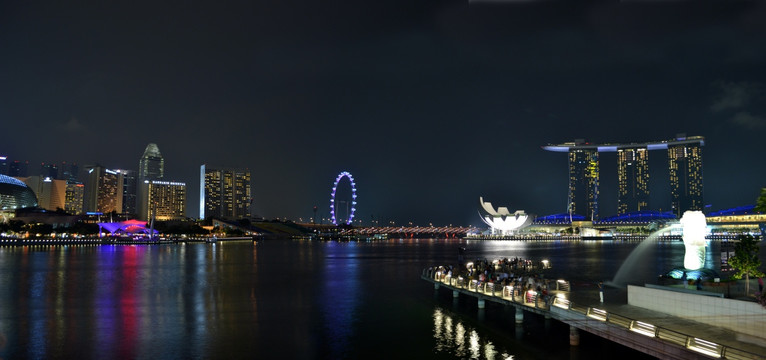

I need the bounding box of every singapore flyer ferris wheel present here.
[330,171,357,226]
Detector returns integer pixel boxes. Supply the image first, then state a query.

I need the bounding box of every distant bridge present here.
[338,226,478,238]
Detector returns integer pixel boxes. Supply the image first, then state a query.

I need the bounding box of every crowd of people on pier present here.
[427,256,559,304]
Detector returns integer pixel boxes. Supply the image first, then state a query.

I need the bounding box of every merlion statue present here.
[679,211,707,270]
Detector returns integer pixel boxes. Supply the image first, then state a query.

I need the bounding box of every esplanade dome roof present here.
[0,175,38,210]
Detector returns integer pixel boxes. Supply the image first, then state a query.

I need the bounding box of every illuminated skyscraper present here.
[138,143,164,180]
[65,182,85,215]
[617,147,649,214]
[567,146,599,220]
[544,135,704,219]
[140,180,186,221]
[84,165,124,214]
[668,137,704,217]
[137,143,164,220]
[118,169,137,216]
[200,165,252,220]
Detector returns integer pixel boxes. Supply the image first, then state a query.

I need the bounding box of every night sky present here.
[2,0,765,226]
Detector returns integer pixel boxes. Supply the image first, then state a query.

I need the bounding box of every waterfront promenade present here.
[422,268,766,360]
[0,236,256,245]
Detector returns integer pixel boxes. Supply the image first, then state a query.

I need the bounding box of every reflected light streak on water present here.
[433,307,514,359]
[321,241,360,359]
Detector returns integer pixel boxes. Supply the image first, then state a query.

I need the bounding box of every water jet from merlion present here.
[610,210,709,287]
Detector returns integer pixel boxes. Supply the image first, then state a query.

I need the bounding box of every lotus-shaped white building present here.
[479,197,532,235]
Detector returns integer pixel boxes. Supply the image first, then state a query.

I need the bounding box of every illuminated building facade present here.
[478,197,532,235]
[617,147,649,214]
[568,146,599,220]
[141,180,186,221]
[544,135,704,219]
[65,182,84,215]
[16,176,67,211]
[84,166,124,214]
[200,165,252,220]
[0,174,38,211]
[669,139,704,217]
[137,143,165,220]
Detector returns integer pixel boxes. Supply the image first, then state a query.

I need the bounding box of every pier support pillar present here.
[434,283,440,290]
[478,298,485,309]
[453,290,459,298]
[515,307,524,324]
[569,326,580,346]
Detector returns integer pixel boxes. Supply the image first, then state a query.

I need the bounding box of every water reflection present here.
[0,239,705,359]
[321,241,360,358]
[433,308,513,360]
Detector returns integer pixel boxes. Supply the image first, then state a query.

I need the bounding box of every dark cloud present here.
[729,111,766,129]
[62,116,85,131]
[710,81,761,112]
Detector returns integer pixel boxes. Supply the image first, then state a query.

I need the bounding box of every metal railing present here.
[424,268,568,310]
[548,295,764,360]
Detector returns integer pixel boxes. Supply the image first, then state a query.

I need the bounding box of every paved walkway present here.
[572,285,766,359]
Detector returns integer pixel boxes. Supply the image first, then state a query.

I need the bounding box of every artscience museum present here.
[478,197,532,235]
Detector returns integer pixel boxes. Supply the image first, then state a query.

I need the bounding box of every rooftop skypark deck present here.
[543,136,705,153]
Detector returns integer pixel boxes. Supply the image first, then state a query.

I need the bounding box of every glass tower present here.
[668,139,704,217]
[138,143,164,181]
[137,143,164,220]
[568,148,599,221]
[118,169,137,216]
[617,147,649,214]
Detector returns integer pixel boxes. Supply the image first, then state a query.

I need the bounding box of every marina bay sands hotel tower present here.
[543,135,704,220]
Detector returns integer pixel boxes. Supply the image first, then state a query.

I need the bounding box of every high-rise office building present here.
[668,137,704,217]
[138,143,164,180]
[140,180,186,220]
[567,147,599,220]
[84,166,124,214]
[40,163,58,179]
[118,169,137,217]
[137,143,164,220]
[65,182,85,215]
[617,148,649,214]
[58,162,79,182]
[0,156,8,175]
[8,160,29,177]
[200,165,252,220]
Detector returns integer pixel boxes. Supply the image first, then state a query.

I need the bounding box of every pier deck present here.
[422,269,766,360]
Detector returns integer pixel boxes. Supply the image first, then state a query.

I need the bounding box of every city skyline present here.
[2,1,766,226]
